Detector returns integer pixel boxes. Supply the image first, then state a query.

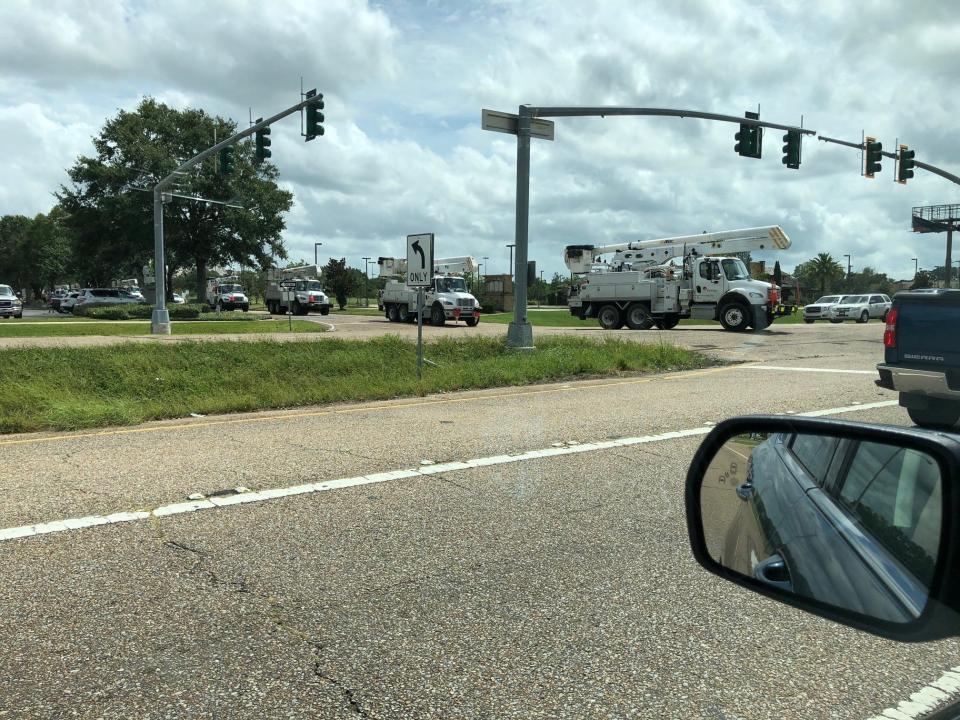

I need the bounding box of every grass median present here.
[0,320,325,338]
[0,335,709,433]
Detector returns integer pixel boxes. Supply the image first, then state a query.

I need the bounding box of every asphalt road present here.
[3,323,959,719]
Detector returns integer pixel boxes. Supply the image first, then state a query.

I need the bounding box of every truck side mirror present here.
[686,415,960,641]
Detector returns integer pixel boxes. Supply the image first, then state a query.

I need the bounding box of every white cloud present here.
[1,0,958,282]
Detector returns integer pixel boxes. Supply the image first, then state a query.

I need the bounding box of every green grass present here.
[0,320,325,338]
[0,335,709,433]
[329,306,383,316]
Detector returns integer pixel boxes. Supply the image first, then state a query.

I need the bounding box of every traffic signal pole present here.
[151,94,323,334]
[817,135,960,186]
[494,105,815,349]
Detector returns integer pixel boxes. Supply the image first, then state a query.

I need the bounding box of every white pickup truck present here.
[380,275,481,326]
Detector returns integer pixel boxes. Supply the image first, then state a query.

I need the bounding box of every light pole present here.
[362,257,371,307]
[506,244,515,275]
[539,269,544,307]
[481,256,489,297]
[477,263,483,296]
[912,257,918,280]
[314,242,323,268]
[843,254,851,279]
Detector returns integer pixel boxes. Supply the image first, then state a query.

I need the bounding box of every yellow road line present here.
[0,365,736,447]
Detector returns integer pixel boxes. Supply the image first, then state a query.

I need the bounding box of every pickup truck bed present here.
[876,289,960,429]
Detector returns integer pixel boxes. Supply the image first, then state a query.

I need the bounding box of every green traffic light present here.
[218,145,235,175]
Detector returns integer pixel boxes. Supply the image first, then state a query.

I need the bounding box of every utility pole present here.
[507,244,516,275]
[844,254,852,280]
[315,242,323,268]
[362,257,371,307]
[912,257,918,280]
[477,263,483,296]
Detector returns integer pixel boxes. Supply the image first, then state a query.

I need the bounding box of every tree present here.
[0,210,72,298]
[773,260,783,287]
[801,253,845,295]
[57,98,292,299]
[0,215,33,293]
[323,258,356,309]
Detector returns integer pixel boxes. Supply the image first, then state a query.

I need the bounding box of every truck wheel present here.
[625,303,653,330]
[597,304,622,330]
[857,310,869,323]
[431,303,446,326]
[242,304,249,313]
[719,302,750,332]
[907,399,960,430]
[320,307,330,316]
[387,304,400,322]
[398,305,410,322]
[465,316,479,327]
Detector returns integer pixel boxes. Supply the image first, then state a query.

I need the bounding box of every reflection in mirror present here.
[700,431,942,624]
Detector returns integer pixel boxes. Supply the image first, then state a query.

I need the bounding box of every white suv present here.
[802,295,846,323]
[73,288,145,311]
[827,293,891,323]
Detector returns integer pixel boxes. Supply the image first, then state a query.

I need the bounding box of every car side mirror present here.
[685,415,960,642]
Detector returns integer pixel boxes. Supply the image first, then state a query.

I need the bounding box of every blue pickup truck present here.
[876,289,960,429]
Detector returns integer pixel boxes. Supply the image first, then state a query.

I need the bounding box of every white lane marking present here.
[0,399,901,543]
[866,667,960,719]
[742,365,877,375]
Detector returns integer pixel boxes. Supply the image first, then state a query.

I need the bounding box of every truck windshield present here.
[720,259,750,281]
[306,281,322,291]
[435,278,467,292]
[220,285,242,293]
[0,285,12,296]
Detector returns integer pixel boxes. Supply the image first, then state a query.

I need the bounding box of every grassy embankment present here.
[0,320,324,338]
[0,335,708,433]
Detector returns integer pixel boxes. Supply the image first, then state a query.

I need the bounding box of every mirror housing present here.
[686,415,960,642]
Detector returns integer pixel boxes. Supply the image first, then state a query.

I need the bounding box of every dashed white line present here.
[866,667,960,719]
[0,399,900,544]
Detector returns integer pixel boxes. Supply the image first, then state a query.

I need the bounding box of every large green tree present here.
[0,210,72,298]
[57,98,292,299]
[323,258,357,309]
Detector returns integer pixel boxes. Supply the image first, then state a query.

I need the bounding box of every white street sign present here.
[406,233,434,288]
[481,109,555,141]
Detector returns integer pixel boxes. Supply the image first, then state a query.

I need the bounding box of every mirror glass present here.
[700,431,943,623]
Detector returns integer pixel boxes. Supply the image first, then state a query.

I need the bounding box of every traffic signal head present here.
[864,136,883,178]
[898,144,915,184]
[305,90,325,142]
[218,145,235,175]
[255,123,272,164]
[734,112,761,159]
[781,129,801,169]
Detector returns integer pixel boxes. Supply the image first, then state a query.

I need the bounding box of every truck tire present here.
[398,305,410,322]
[242,304,249,313]
[857,310,869,323]
[465,316,479,327]
[321,307,330,316]
[654,314,680,330]
[625,303,654,330]
[387,304,400,322]
[719,301,750,332]
[431,303,446,326]
[907,399,960,430]
[597,304,622,330]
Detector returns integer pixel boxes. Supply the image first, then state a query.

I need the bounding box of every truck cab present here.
[688,256,780,329]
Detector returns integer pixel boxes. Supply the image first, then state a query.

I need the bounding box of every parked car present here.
[172,293,185,304]
[877,288,960,429]
[59,291,81,314]
[826,293,891,323]
[0,284,23,318]
[74,288,145,310]
[802,294,846,323]
[120,287,145,301]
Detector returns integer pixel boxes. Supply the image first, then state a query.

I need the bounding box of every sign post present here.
[406,233,434,379]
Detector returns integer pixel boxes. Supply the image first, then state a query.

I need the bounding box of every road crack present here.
[312,643,374,718]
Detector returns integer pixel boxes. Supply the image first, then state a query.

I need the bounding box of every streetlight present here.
[539,269,544,307]
[362,257,371,307]
[314,242,323,268]
[477,263,483,296]
[912,257,918,279]
[843,254,851,279]
[506,244,515,275]
[481,256,489,297]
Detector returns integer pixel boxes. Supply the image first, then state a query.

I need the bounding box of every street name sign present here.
[481,109,555,141]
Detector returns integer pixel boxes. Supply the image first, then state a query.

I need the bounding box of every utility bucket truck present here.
[378,255,482,326]
[566,226,791,332]
[206,276,249,312]
[264,266,331,316]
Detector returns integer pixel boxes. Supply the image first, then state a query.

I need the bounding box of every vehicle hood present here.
[831,301,867,310]
[439,291,477,302]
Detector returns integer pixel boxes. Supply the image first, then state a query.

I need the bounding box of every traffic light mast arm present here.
[154,96,318,192]
[818,135,960,186]
[525,106,816,135]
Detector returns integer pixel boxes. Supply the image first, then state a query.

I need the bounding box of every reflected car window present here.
[789,434,841,484]
[837,443,941,584]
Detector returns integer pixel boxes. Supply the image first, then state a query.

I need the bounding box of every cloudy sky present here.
[1,0,958,281]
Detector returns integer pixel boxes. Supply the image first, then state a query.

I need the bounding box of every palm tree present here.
[806,252,845,295]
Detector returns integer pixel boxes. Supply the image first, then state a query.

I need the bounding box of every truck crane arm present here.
[564,225,791,274]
